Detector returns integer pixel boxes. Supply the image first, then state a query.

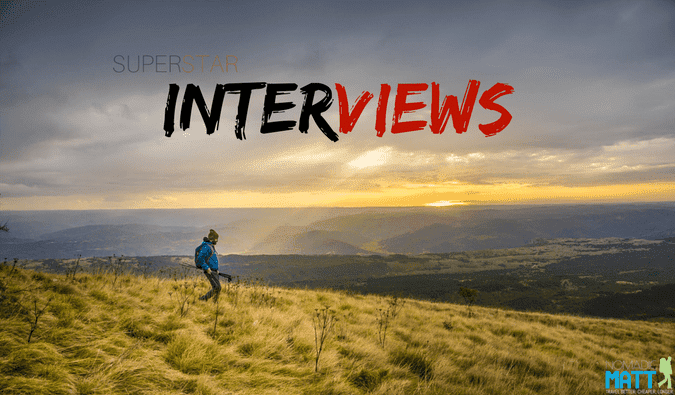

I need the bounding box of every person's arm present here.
[212,248,218,273]
[204,246,214,273]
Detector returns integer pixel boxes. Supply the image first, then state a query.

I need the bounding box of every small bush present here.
[168,280,197,318]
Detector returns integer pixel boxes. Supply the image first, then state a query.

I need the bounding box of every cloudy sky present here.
[1,0,674,210]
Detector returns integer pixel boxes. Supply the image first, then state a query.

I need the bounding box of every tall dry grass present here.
[0,262,673,394]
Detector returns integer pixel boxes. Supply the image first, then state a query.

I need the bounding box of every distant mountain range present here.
[2,204,675,259]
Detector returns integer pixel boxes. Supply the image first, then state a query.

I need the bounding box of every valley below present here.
[13,236,675,321]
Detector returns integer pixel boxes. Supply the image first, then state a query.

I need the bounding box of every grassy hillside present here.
[1,262,673,394]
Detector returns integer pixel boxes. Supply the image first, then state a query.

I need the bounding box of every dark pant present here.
[200,270,221,301]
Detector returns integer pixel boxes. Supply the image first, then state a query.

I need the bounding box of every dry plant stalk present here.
[313,306,336,372]
[26,296,52,343]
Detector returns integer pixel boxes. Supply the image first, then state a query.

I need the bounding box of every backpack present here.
[194,241,215,269]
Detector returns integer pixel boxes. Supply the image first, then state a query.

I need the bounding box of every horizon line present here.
[2,200,675,212]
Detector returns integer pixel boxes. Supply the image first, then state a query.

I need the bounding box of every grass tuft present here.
[349,368,388,392]
[1,342,64,377]
[164,332,226,374]
[390,349,434,381]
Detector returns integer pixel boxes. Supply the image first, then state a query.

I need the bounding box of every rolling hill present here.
[1,263,673,394]
[3,204,675,258]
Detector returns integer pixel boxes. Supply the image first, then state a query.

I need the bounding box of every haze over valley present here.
[2,204,675,259]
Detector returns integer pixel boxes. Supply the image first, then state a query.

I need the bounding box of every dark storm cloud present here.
[0,54,29,108]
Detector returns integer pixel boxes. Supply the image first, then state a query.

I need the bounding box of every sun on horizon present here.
[425,200,467,207]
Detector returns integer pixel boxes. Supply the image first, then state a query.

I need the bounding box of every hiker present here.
[195,229,221,301]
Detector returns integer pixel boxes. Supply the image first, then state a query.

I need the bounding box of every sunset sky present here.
[1,0,674,210]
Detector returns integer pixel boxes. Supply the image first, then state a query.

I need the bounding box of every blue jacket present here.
[195,241,218,271]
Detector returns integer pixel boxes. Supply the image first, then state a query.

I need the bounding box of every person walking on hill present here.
[195,229,221,301]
